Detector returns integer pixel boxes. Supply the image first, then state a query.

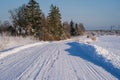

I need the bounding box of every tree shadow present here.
[65,42,120,79]
[0,46,20,53]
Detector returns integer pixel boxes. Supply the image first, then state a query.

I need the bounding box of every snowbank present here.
[93,45,120,69]
[79,35,120,69]
[0,41,49,59]
[0,35,49,59]
[0,36,38,51]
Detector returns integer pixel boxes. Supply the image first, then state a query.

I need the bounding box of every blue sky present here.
[0,0,120,29]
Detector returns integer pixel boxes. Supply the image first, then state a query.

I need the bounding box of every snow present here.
[79,35,120,69]
[93,45,120,69]
[85,35,120,69]
[92,35,120,56]
[0,42,49,60]
[0,35,120,80]
[0,36,39,51]
[79,35,120,79]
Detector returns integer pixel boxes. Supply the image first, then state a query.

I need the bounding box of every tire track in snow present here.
[16,43,59,80]
[0,44,49,80]
[0,45,46,71]
[34,44,58,80]
[35,44,61,80]
[16,43,57,80]
[67,55,85,80]
[16,44,50,80]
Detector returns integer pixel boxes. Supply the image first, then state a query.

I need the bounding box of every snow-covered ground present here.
[0,35,120,80]
[0,36,39,51]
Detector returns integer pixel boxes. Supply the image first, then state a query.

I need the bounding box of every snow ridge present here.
[94,45,120,69]
[0,42,49,60]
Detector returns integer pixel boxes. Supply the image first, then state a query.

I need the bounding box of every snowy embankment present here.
[0,36,38,51]
[0,36,46,59]
[94,35,120,69]
[93,45,120,69]
[79,35,120,78]
[0,42,49,60]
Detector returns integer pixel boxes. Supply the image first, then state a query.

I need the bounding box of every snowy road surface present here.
[0,41,118,80]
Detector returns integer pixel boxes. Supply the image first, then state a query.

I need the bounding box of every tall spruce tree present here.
[48,4,64,40]
[25,0,42,38]
[70,20,75,36]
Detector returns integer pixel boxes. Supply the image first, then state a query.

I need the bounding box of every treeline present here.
[1,0,85,40]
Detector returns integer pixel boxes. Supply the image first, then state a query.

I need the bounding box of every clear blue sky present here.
[0,0,120,29]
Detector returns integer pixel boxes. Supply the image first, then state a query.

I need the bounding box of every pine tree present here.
[75,23,78,35]
[25,0,42,38]
[70,20,75,36]
[48,4,64,40]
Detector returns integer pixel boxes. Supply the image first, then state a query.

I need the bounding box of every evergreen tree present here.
[70,20,75,36]
[48,4,64,40]
[70,21,85,36]
[25,0,42,38]
[75,23,78,35]
[9,0,42,38]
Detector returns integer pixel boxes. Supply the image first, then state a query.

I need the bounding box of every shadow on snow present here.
[65,42,120,79]
[0,46,20,53]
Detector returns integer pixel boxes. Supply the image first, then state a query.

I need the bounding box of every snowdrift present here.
[0,41,49,60]
[79,35,120,78]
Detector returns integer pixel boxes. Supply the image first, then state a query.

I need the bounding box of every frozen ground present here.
[0,35,120,80]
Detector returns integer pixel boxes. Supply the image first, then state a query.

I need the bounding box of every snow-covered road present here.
[0,41,118,80]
